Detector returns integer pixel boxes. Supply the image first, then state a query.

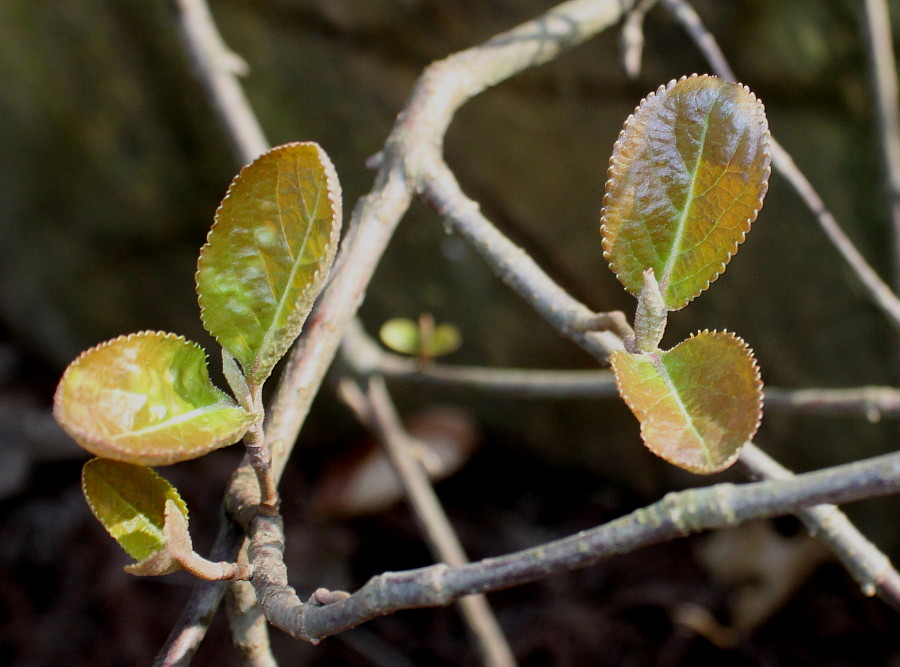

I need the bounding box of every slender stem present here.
[340,377,517,667]
[420,160,624,360]
[738,443,900,610]
[247,448,900,642]
[860,0,900,290]
[172,0,268,163]
[620,0,660,78]
[344,325,900,415]
[659,0,900,328]
[764,385,900,420]
[153,517,246,667]
[226,571,278,666]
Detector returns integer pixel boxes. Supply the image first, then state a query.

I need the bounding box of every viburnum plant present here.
[53,142,342,578]
[53,75,769,586]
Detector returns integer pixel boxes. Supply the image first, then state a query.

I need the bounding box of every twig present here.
[738,444,900,611]
[620,0,659,78]
[420,160,625,360]
[764,385,900,420]
[153,517,246,667]
[338,377,517,667]
[172,0,268,163]
[226,577,278,667]
[860,0,900,289]
[345,322,900,413]
[659,0,900,328]
[245,448,900,642]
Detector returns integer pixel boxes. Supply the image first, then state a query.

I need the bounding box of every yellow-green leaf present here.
[601,75,770,310]
[196,142,343,386]
[82,458,188,562]
[379,318,462,358]
[610,330,763,474]
[54,332,254,465]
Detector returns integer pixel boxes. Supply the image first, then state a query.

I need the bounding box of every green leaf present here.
[379,317,462,358]
[601,75,770,310]
[380,318,420,355]
[610,330,763,474]
[81,458,189,562]
[197,142,343,386]
[54,332,255,465]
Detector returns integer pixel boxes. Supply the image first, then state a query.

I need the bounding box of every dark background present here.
[1,1,899,664]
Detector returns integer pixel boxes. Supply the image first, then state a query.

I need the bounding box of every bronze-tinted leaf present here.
[601,75,770,310]
[197,142,343,386]
[81,458,189,563]
[54,332,254,465]
[610,330,763,474]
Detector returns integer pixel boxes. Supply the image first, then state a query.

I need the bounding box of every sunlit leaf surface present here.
[197,142,342,385]
[82,458,188,562]
[601,75,770,310]
[610,330,763,474]
[54,332,254,465]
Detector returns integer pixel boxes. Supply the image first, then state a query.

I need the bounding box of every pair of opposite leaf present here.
[54,142,342,569]
[602,74,770,474]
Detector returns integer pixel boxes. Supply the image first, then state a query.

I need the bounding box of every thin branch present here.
[245,448,900,642]
[153,518,246,667]
[620,0,660,78]
[226,580,278,667]
[172,0,268,163]
[338,376,516,667]
[343,325,900,415]
[420,160,625,360]
[860,0,900,289]
[764,385,900,420]
[737,444,900,611]
[659,0,900,328]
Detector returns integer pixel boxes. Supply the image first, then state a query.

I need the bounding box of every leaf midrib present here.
[108,402,241,442]
[658,93,721,298]
[649,352,713,467]
[253,154,326,378]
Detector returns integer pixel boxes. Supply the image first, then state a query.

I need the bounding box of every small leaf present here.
[380,318,420,356]
[380,317,462,358]
[426,324,462,358]
[610,330,763,474]
[54,332,254,465]
[82,458,189,563]
[197,142,343,386]
[601,75,770,310]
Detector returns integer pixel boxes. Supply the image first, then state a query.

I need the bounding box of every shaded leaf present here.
[197,142,343,385]
[54,332,254,465]
[82,458,188,563]
[125,499,193,576]
[610,330,763,474]
[601,75,770,310]
[380,317,462,358]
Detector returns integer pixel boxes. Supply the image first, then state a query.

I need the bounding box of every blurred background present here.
[1,0,899,664]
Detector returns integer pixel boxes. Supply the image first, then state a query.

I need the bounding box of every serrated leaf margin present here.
[81,457,189,563]
[611,329,764,474]
[600,74,771,310]
[54,331,253,465]
[196,141,343,386]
